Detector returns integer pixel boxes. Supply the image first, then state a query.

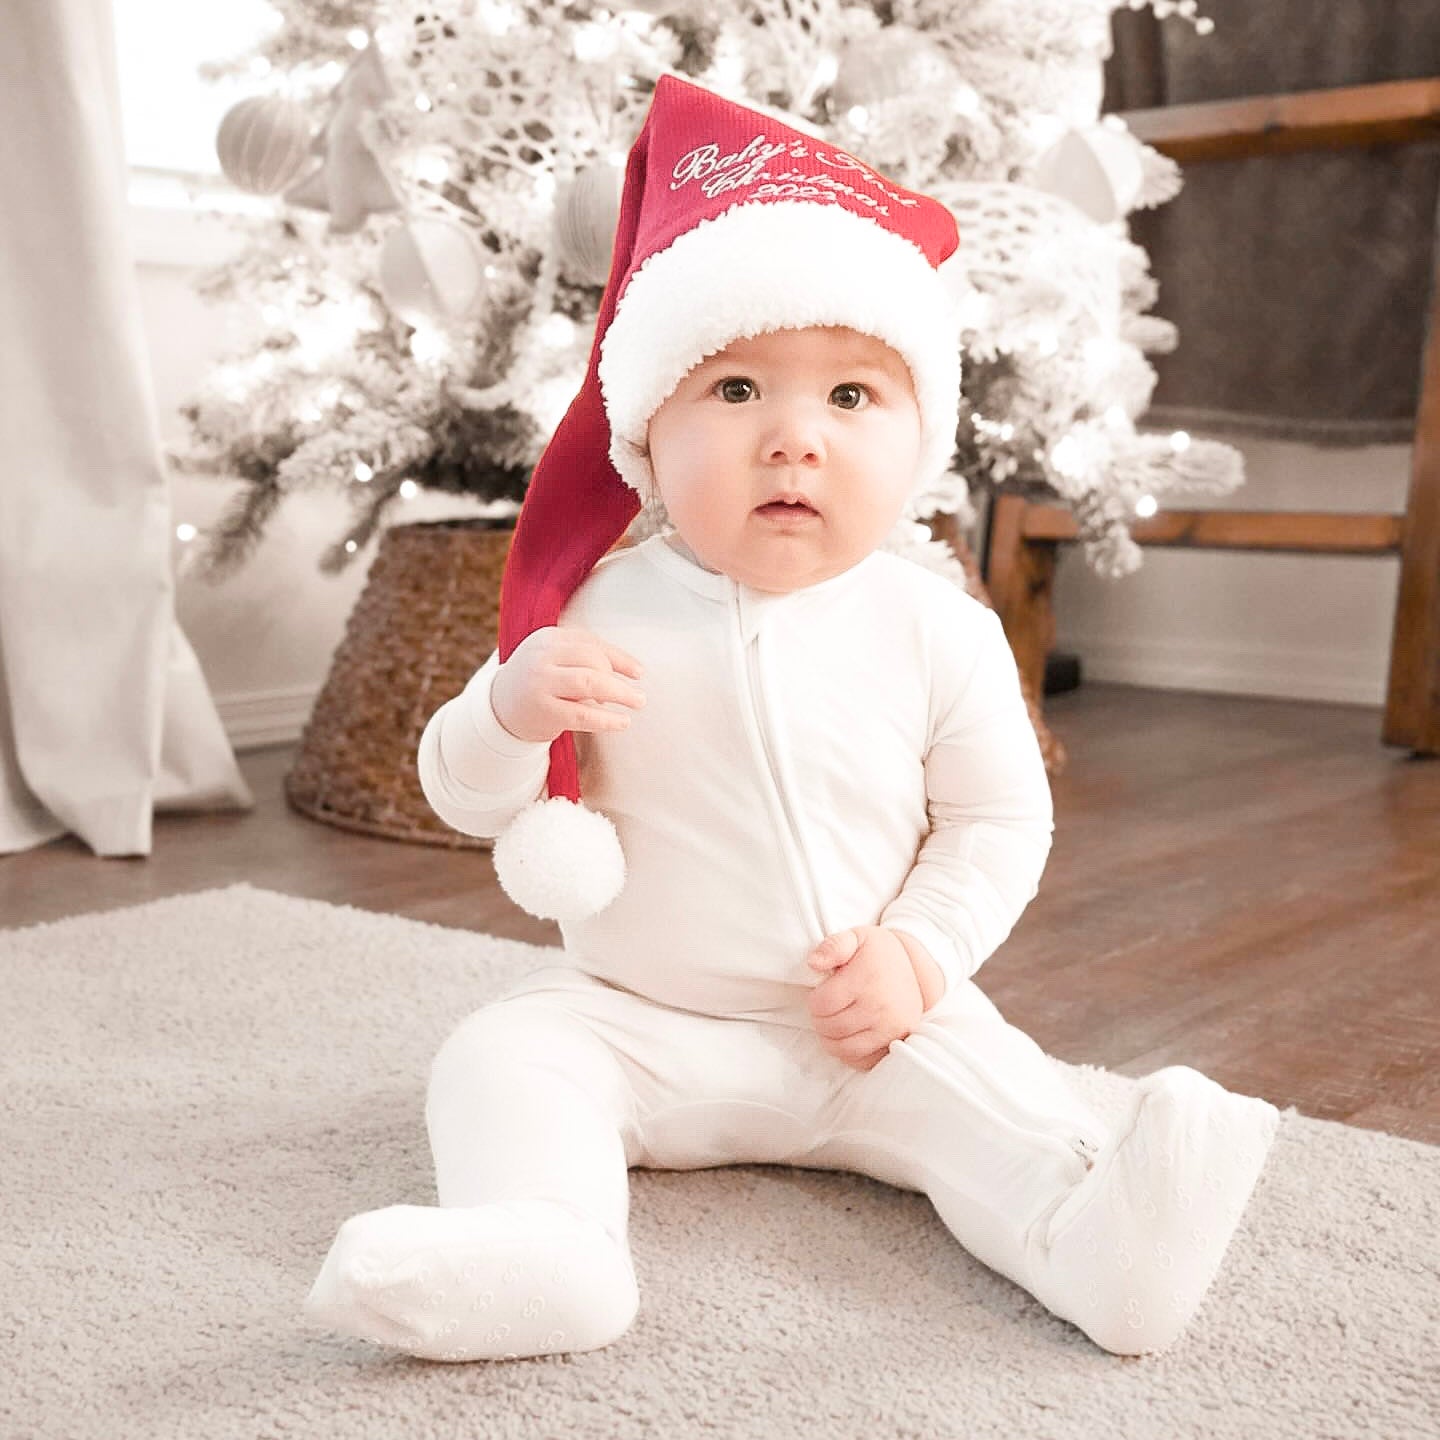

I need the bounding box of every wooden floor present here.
[4,683,1437,1144]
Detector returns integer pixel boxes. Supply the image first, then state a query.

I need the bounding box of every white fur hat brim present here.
[597,200,963,500]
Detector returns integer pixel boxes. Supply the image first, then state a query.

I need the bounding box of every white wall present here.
[133,201,1412,750]
[1053,435,1410,707]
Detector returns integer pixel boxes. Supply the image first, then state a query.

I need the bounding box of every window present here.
[114,0,280,182]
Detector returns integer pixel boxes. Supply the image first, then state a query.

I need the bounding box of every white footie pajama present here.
[307,966,1278,1360]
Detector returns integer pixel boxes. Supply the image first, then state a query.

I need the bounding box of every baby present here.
[306,75,1278,1362]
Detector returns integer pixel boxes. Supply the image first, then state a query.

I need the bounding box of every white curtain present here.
[0,0,251,857]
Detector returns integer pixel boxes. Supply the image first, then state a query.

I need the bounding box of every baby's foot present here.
[305,1199,639,1361]
[1030,1065,1278,1356]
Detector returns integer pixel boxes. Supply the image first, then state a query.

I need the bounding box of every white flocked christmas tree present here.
[177,0,1243,583]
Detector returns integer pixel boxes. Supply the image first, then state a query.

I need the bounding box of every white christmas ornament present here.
[553,160,625,285]
[493,796,627,924]
[1032,125,1146,225]
[378,216,487,327]
[936,179,1121,334]
[215,96,313,195]
[283,45,400,233]
[832,25,958,110]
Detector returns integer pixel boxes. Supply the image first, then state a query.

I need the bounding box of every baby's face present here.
[645,326,923,594]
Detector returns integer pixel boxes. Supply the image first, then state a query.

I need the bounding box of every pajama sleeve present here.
[881,605,1054,998]
[416,649,552,839]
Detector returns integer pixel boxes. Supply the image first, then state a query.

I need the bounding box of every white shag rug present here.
[3,885,1436,1440]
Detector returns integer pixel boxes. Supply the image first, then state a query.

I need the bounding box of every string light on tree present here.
[540,313,579,349]
[972,413,1015,443]
[1050,434,1086,480]
[409,326,450,364]
[952,84,982,119]
[212,364,248,402]
[477,1,520,34]
[572,22,619,62]
[413,148,452,184]
[1135,494,1159,518]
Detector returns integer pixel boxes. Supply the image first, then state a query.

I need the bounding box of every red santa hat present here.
[490,74,963,924]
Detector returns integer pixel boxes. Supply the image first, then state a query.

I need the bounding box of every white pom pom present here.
[492,797,626,924]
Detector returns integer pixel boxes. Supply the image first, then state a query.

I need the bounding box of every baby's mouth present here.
[755,495,819,518]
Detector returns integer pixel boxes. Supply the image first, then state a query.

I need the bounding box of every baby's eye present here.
[717,377,756,403]
[830,383,870,411]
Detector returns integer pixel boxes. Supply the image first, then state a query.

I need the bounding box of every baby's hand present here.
[805,926,926,1072]
[491,626,646,744]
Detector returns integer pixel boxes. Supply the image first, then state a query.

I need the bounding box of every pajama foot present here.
[1029,1065,1278,1356]
[305,1199,639,1361]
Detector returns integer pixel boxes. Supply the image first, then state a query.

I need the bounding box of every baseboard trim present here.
[215,686,316,751]
[1058,635,1386,707]
[218,642,1383,747]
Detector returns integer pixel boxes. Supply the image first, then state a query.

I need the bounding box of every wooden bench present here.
[984,77,1440,754]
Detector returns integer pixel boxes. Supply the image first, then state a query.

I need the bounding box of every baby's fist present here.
[805,926,925,1071]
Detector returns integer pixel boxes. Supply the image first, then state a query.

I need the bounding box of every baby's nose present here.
[763,406,826,466]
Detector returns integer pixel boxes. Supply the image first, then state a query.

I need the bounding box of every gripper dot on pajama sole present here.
[304,1200,640,1361]
[1032,1065,1279,1357]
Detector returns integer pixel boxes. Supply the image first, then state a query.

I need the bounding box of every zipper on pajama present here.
[728,587,1096,1174]
[731,587,827,939]
[897,1030,1099,1169]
